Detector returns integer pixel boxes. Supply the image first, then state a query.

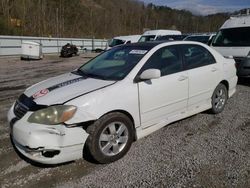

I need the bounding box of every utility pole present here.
[56,8,59,37]
[22,0,26,36]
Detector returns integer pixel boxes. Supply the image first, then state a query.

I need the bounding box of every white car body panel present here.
[138,71,188,128]
[24,72,115,105]
[65,80,141,127]
[187,63,222,113]
[8,104,88,164]
[7,41,237,164]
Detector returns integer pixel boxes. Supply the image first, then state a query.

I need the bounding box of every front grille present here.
[14,101,29,119]
[13,94,48,120]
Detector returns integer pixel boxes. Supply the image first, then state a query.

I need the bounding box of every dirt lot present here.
[0,54,250,188]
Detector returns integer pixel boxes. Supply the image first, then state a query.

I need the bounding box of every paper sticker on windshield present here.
[129,50,148,55]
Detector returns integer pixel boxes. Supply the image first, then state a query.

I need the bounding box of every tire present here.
[211,83,228,114]
[85,112,134,164]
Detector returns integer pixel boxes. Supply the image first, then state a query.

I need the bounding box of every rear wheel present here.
[85,112,134,163]
[211,83,228,114]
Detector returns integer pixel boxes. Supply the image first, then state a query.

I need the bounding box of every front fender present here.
[65,81,140,128]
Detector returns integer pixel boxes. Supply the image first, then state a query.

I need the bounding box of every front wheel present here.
[85,112,134,163]
[211,83,228,114]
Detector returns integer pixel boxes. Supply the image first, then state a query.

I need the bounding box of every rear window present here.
[212,27,250,47]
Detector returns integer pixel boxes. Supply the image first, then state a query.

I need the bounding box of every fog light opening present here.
[42,150,60,158]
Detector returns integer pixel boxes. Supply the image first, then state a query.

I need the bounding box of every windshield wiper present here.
[87,73,109,80]
[77,69,109,80]
[71,69,88,78]
[76,69,88,76]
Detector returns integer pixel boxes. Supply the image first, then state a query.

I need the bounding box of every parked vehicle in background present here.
[60,43,78,57]
[107,35,141,50]
[211,12,250,77]
[156,34,188,41]
[207,34,216,46]
[8,41,237,165]
[138,30,181,42]
[183,34,211,44]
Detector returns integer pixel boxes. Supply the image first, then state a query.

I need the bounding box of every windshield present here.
[184,36,210,44]
[138,35,156,42]
[78,46,150,81]
[109,39,126,47]
[212,27,250,47]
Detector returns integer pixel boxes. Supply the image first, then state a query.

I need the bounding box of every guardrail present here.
[0,35,108,56]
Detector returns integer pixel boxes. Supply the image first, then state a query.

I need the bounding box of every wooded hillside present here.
[0,0,230,38]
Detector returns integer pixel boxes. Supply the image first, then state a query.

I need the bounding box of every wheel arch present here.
[219,80,229,95]
[83,109,136,139]
[103,109,135,130]
[210,80,229,114]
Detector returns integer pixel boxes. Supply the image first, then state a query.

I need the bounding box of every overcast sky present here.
[140,0,250,15]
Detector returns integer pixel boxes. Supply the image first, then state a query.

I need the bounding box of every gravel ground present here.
[0,54,249,188]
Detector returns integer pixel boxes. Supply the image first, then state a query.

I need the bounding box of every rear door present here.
[182,44,221,113]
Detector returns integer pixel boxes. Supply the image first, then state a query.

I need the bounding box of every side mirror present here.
[140,69,161,80]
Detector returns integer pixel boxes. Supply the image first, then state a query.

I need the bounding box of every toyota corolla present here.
[8,41,237,164]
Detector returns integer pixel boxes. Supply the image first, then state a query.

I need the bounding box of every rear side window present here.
[139,45,183,77]
[182,44,216,70]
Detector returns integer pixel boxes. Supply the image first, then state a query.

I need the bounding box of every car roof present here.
[123,41,168,48]
[113,40,208,51]
[186,35,210,38]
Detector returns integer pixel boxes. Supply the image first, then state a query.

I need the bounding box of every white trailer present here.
[21,41,43,60]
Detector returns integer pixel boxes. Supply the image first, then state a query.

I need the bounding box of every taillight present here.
[235,62,238,68]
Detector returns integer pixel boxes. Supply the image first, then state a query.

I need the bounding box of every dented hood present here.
[24,72,115,105]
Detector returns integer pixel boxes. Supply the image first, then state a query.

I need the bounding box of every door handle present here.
[211,67,217,72]
[178,75,188,81]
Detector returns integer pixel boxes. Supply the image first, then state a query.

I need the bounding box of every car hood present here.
[24,72,116,105]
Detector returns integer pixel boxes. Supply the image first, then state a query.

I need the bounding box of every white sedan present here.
[8,41,237,164]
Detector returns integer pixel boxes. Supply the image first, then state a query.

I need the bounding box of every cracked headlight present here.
[28,105,77,125]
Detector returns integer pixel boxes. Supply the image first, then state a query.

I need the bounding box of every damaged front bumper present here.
[8,104,89,164]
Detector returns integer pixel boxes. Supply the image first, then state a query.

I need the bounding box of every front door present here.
[137,45,189,128]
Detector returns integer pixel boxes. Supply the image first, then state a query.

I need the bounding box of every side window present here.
[140,45,183,77]
[182,45,216,70]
